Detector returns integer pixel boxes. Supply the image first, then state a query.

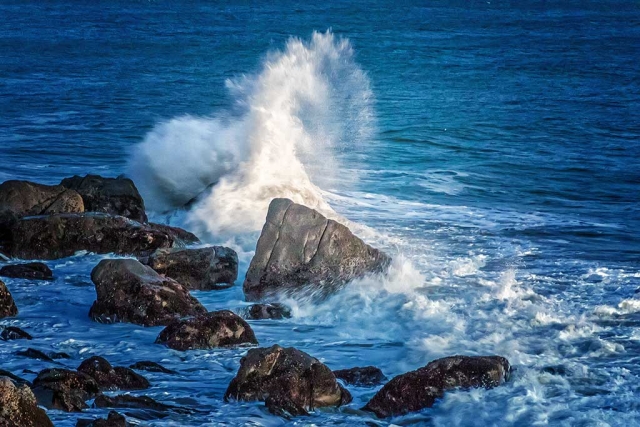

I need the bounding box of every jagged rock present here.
[156,310,257,351]
[224,345,352,415]
[0,180,84,218]
[31,368,100,412]
[89,259,206,327]
[363,355,511,418]
[129,361,176,374]
[244,198,391,301]
[0,262,53,280]
[333,366,387,386]
[76,411,127,427]
[77,356,150,391]
[0,280,18,318]
[146,246,237,290]
[93,394,193,415]
[245,303,292,320]
[148,223,200,246]
[61,175,147,223]
[0,376,54,427]
[16,348,70,362]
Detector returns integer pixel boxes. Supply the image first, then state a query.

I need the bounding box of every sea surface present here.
[1,1,640,426]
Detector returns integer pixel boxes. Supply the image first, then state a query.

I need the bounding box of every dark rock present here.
[16,348,70,362]
[265,393,309,417]
[146,246,237,291]
[148,223,200,246]
[244,198,391,301]
[31,368,100,412]
[129,361,176,374]
[76,411,127,427]
[61,175,147,223]
[156,310,257,351]
[0,280,18,318]
[7,213,178,260]
[0,180,84,218]
[333,366,387,387]
[224,345,351,414]
[77,356,150,391]
[362,355,511,418]
[0,376,54,427]
[0,262,53,280]
[0,369,31,386]
[245,303,292,320]
[89,258,206,327]
[93,394,193,415]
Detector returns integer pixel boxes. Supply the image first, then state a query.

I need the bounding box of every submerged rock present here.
[0,376,54,427]
[156,310,257,351]
[245,303,292,320]
[0,180,84,218]
[89,259,206,327]
[333,366,387,387]
[0,279,18,318]
[244,198,390,301]
[76,411,128,427]
[16,348,70,362]
[93,394,193,415]
[31,368,100,412]
[0,369,31,387]
[224,345,352,415]
[0,262,53,280]
[61,174,147,223]
[77,356,150,391]
[363,355,511,418]
[146,246,237,290]
[129,361,176,374]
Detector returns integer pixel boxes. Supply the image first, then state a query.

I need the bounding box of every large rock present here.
[0,376,54,427]
[224,345,352,415]
[333,366,387,387]
[0,180,84,218]
[0,262,53,280]
[146,246,237,291]
[363,355,511,418]
[31,368,100,412]
[0,279,18,318]
[61,175,147,223]
[244,198,390,301]
[156,310,257,351]
[89,259,206,327]
[77,356,150,391]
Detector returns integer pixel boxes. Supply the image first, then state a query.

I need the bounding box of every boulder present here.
[0,180,84,218]
[61,175,147,223]
[0,262,53,280]
[333,366,387,387]
[156,310,257,351]
[31,368,100,412]
[146,246,237,291]
[129,361,176,374]
[363,355,511,418]
[245,303,292,320]
[77,356,150,391]
[0,376,54,427]
[76,411,127,427]
[224,345,352,414]
[1,326,32,341]
[0,280,18,318]
[89,259,206,327]
[244,198,390,301]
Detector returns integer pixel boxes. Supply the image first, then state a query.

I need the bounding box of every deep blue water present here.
[1,1,640,426]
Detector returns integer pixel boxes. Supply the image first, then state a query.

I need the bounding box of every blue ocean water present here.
[1,1,640,426]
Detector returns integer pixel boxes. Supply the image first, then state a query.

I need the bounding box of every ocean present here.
[1,1,639,425]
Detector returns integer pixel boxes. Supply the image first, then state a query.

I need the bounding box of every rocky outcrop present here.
[61,175,147,223]
[0,180,84,218]
[363,355,511,418]
[333,366,387,387]
[156,310,257,351]
[129,361,176,374]
[89,259,206,327]
[146,246,237,290]
[0,376,54,427]
[244,198,390,301]
[245,303,292,320]
[1,326,32,341]
[224,345,352,415]
[0,262,53,280]
[76,411,127,427]
[31,368,100,412]
[0,280,18,318]
[77,356,150,391]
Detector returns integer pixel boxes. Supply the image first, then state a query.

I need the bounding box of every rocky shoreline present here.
[0,175,511,425]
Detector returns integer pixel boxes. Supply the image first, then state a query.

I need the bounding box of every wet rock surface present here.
[333,366,387,386]
[93,394,193,415]
[31,368,100,412]
[363,355,511,418]
[129,361,176,374]
[245,303,292,320]
[0,376,54,427]
[0,279,18,318]
[16,348,70,362]
[0,180,84,218]
[77,356,150,391]
[76,411,128,427]
[244,198,391,301]
[156,310,258,351]
[89,258,206,326]
[147,223,200,246]
[0,262,53,280]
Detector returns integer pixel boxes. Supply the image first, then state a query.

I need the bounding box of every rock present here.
[363,355,511,418]
[0,280,18,318]
[93,394,193,415]
[224,345,351,414]
[129,361,176,374]
[89,259,206,327]
[61,175,147,223]
[0,370,31,387]
[156,310,257,351]
[0,262,53,280]
[0,180,84,218]
[146,246,237,291]
[31,368,100,412]
[77,356,150,391]
[245,303,292,320]
[76,411,127,427]
[0,376,54,427]
[6,213,179,260]
[333,366,387,386]
[148,223,200,246]
[244,198,391,301]
[16,348,70,362]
